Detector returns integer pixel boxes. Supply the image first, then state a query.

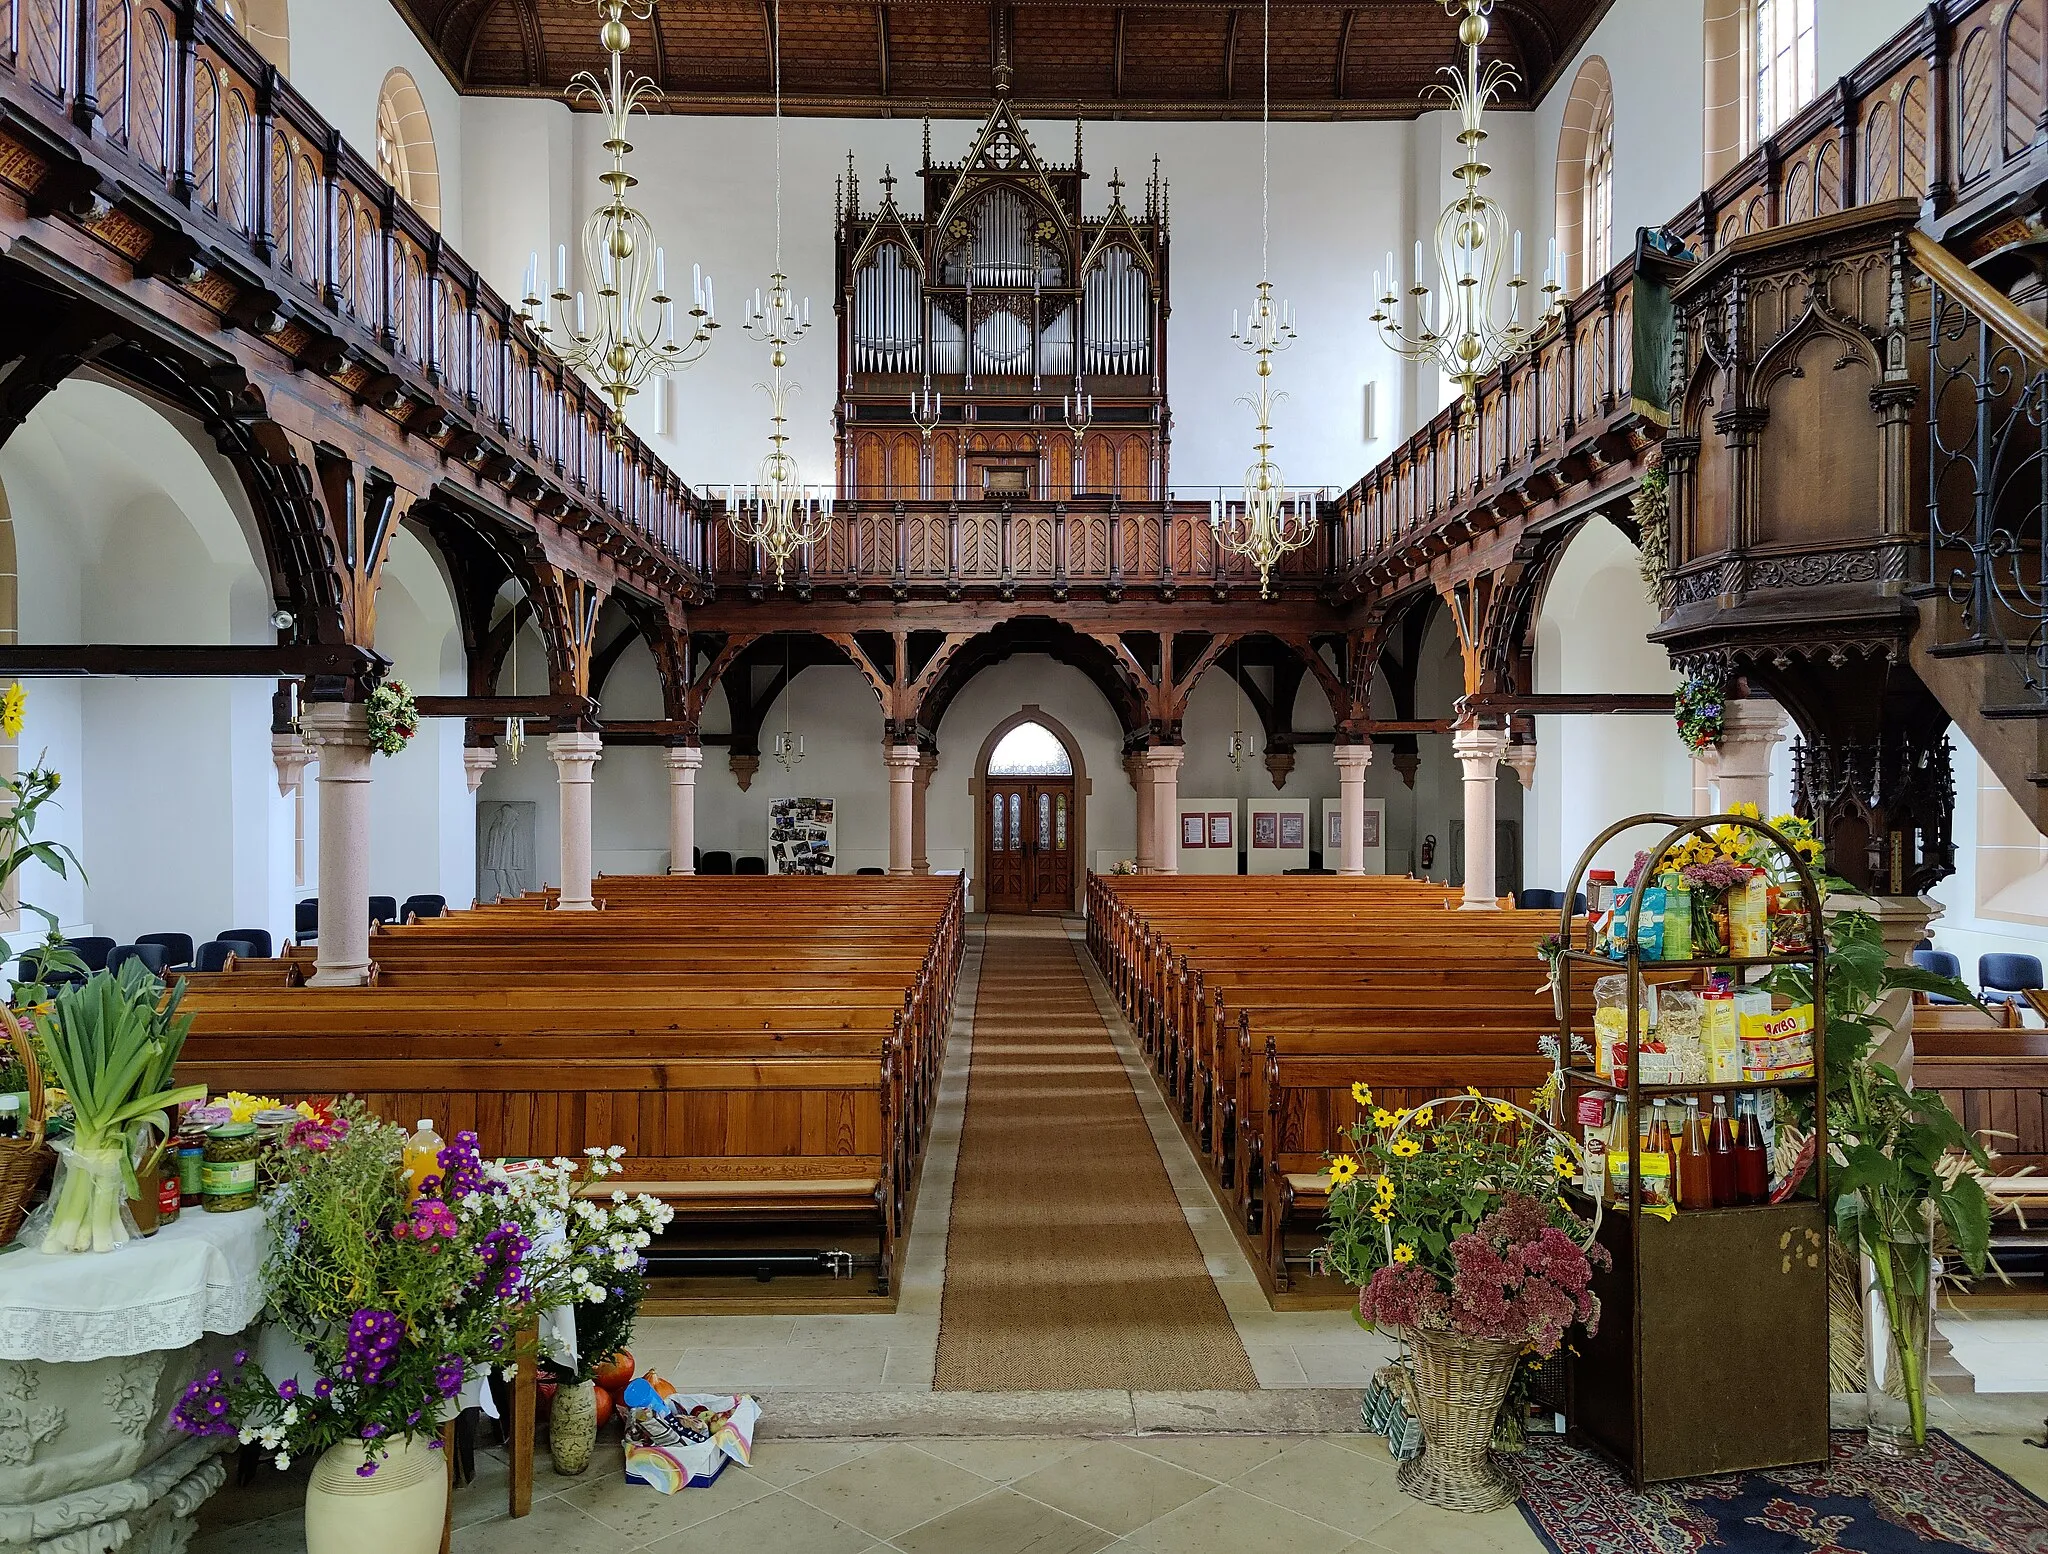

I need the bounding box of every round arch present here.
[1554,56,1615,298]
[219,0,289,73]
[968,704,1092,914]
[375,68,441,228]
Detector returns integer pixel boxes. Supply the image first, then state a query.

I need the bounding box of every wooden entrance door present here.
[985,778,1076,913]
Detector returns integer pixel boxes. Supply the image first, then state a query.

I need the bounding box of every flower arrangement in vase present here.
[1322,1085,1604,1512]
[169,1103,671,1551]
[364,680,420,758]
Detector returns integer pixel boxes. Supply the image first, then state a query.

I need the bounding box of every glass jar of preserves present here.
[253,1108,301,1189]
[202,1122,260,1213]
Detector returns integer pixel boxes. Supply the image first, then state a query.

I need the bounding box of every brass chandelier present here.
[1371,0,1563,432]
[1215,0,1312,599]
[520,0,715,440]
[727,0,828,589]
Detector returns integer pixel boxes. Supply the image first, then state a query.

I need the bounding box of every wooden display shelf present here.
[1561,1067,1815,1098]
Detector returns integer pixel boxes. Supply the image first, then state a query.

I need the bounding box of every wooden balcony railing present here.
[0,0,711,578]
[1333,0,2043,587]
[705,496,1335,599]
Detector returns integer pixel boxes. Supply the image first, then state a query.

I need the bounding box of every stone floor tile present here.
[1241,1342,1310,1387]
[638,1488,879,1554]
[636,1315,797,1346]
[1120,1433,1293,1481]
[188,1508,303,1554]
[1230,1437,1407,1536]
[448,1493,611,1554]
[1122,1483,1365,1554]
[555,1455,773,1541]
[1353,1497,1546,1554]
[913,1436,1090,1483]
[894,1486,1119,1554]
[1009,1440,1215,1535]
[881,1343,938,1384]
[784,1441,996,1537]
[743,1438,883,1487]
[668,1342,890,1388]
[1293,1340,1398,1386]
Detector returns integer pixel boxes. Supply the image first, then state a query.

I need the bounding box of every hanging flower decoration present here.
[1632,458,1669,604]
[1673,671,1724,755]
[365,680,420,759]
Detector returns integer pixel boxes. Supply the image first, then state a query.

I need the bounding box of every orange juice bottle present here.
[403,1118,444,1203]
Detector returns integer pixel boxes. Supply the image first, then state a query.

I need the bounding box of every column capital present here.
[1137,743,1187,773]
[461,746,498,794]
[1451,724,1510,766]
[1714,696,1787,777]
[300,699,371,753]
[665,745,705,775]
[272,731,315,796]
[547,730,604,771]
[1332,742,1374,774]
[884,743,924,771]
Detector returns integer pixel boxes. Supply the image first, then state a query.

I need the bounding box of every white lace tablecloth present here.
[0,1208,268,1363]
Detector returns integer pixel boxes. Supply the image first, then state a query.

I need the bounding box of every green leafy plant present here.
[1766,905,1990,1447]
[32,962,206,1252]
[364,679,420,758]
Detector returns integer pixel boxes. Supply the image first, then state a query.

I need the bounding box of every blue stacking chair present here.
[1980,952,2044,1005]
[1910,949,1963,1006]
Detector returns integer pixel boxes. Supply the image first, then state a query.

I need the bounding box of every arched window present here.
[986,721,1073,777]
[1553,57,1614,297]
[1755,0,1816,141]
[374,68,440,228]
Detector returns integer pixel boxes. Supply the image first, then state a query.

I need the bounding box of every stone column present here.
[1127,751,1155,872]
[912,753,936,875]
[548,731,603,910]
[1453,723,1510,911]
[302,702,374,986]
[1712,697,1788,814]
[664,746,703,874]
[885,744,922,876]
[1333,742,1373,876]
[1691,754,1718,816]
[1138,745,1186,874]
[462,745,497,795]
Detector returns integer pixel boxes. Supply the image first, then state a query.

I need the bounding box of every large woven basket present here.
[0,1006,51,1247]
[1395,1326,1526,1513]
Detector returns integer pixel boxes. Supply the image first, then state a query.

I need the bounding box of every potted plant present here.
[1322,1087,1604,1512]
[170,1114,669,1551]
[1765,908,1990,1454]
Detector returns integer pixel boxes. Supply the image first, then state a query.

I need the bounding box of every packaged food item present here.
[203,1122,260,1213]
[1638,1146,1673,1208]
[1661,873,1693,960]
[1576,1091,1610,1197]
[157,1172,182,1225]
[1735,994,1814,1080]
[1608,887,1635,959]
[1593,975,1631,1081]
[1702,989,1741,1083]
[1729,874,1770,958]
[1657,989,1706,1085]
[1635,883,1666,961]
[1585,869,1616,951]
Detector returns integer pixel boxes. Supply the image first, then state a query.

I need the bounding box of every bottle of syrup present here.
[1707,1094,1739,1207]
[1734,1094,1770,1205]
[1677,1096,1714,1210]
[1642,1100,1676,1208]
[403,1118,445,1204]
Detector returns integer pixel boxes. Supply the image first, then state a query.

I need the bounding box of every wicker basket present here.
[0,1006,52,1247]
[1395,1327,1526,1513]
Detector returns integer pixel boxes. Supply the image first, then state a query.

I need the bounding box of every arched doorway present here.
[974,709,1082,914]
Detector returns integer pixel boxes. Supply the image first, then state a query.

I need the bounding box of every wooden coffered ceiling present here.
[388,2,1618,120]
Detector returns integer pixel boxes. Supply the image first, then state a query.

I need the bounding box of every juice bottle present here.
[403,1118,445,1203]
[1661,873,1692,960]
[1707,1094,1739,1206]
[1734,1094,1770,1205]
[1677,1096,1714,1209]
[1641,1100,1675,1208]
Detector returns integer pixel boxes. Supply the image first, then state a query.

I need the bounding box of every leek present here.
[36,962,206,1253]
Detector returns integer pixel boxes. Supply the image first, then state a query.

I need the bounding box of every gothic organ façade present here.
[835,77,1170,504]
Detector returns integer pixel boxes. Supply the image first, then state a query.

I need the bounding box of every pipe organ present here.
[835,87,1171,503]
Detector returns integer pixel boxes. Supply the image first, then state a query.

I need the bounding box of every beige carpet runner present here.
[934,916,1258,1391]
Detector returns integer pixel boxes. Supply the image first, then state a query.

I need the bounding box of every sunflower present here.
[1552,1152,1574,1176]
[1465,1086,1484,1100]
[1371,1107,1395,1129]
[1374,1174,1395,1200]
[1327,1155,1360,1186]
[0,682,25,739]
[1370,1204,1392,1224]
[1391,1138,1421,1158]
[1491,1101,1516,1124]
[1351,1081,1373,1107]
[1392,1243,1416,1265]
[1411,1105,1434,1129]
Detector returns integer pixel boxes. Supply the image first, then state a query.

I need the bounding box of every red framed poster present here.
[1181,812,1207,848]
[1208,812,1234,848]
[1252,812,1278,849]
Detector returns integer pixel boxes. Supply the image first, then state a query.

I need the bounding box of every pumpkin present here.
[592,1384,615,1429]
[592,1350,636,1394]
[537,1378,558,1418]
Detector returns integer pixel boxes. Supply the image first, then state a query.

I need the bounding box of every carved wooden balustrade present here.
[705,496,1336,601]
[0,0,711,596]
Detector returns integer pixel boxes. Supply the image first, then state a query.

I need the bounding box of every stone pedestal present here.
[1825,890,1946,1080]
[1333,743,1373,876]
[885,745,922,876]
[302,701,374,986]
[548,732,603,910]
[665,746,702,874]
[1453,724,1510,910]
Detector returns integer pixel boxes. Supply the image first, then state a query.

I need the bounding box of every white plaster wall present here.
[1926,731,2048,986]
[285,0,464,246]
[1527,517,1691,891]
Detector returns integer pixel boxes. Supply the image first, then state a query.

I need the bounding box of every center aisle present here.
[934,915,1258,1391]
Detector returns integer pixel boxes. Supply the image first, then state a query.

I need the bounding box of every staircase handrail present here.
[1908,231,2048,369]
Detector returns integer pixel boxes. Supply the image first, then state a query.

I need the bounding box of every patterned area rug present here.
[1507,1432,2048,1554]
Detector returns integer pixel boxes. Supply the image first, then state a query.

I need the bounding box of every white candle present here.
[802,297,811,327]
[1385,250,1396,290]
[1372,269,1381,301]
[1232,308,1240,337]
[705,276,714,318]
[656,246,666,293]
[556,244,568,292]
[575,292,586,334]
[1512,230,1522,277]
[1414,240,1424,284]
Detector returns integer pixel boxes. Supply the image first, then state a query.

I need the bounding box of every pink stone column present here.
[1138,745,1186,874]
[912,753,936,875]
[1333,742,1373,876]
[1711,697,1788,815]
[665,746,702,874]
[303,701,374,986]
[1128,752,1155,872]
[548,731,603,910]
[885,744,922,875]
[1453,724,1510,910]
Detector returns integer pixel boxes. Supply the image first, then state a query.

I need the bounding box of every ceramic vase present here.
[550,1379,598,1475]
[305,1435,447,1554]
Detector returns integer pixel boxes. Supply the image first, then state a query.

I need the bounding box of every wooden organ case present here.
[835,82,1170,504]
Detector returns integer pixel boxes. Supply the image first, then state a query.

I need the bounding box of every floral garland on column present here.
[1632,459,1669,605]
[1674,670,1725,755]
[365,680,420,758]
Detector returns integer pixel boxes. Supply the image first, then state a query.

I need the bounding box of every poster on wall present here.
[1181,812,1207,848]
[1278,812,1305,850]
[1252,812,1278,849]
[1208,812,1234,849]
[768,797,837,874]
[1361,808,1382,848]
